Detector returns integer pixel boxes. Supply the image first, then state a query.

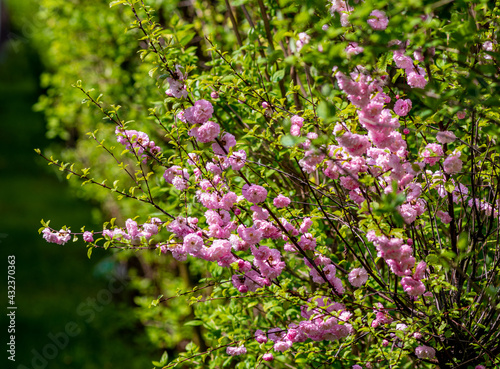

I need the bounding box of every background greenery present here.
[0,0,161,367]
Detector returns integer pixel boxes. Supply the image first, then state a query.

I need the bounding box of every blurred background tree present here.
[0,0,167,367]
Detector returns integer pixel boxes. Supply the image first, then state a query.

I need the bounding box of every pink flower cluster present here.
[103,218,161,246]
[259,298,353,353]
[367,231,426,296]
[290,115,304,136]
[415,345,436,359]
[392,43,428,89]
[42,228,71,245]
[115,127,161,163]
[367,10,389,31]
[226,346,247,356]
[165,65,188,99]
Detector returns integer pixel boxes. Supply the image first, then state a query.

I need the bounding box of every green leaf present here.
[271,69,285,82]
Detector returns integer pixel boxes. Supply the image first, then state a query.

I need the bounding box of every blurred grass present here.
[0,1,158,368]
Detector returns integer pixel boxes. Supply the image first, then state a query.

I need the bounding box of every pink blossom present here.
[475,366,486,369]
[212,132,236,156]
[229,150,246,171]
[203,240,232,262]
[457,111,466,119]
[340,175,360,190]
[210,91,219,99]
[398,200,425,224]
[393,50,414,69]
[243,184,268,203]
[298,233,316,251]
[307,132,318,140]
[290,124,302,136]
[172,176,188,191]
[291,115,304,127]
[443,154,462,174]
[348,267,368,287]
[367,10,389,30]
[436,131,457,144]
[274,340,293,352]
[414,48,424,62]
[166,77,187,99]
[413,261,427,281]
[262,353,274,361]
[83,231,94,242]
[273,194,291,208]
[226,346,247,356]
[251,205,270,220]
[394,99,412,116]
[299,218,313,233]
[183,233,204,255]
[406,69,428,89]
[421,143,444,165]
[42,228,71,245]
[436,210,452,224]
[255,329,268,343]
[352,365,363,369]
[191,121,220,143]
[415,345,436,359]
[406,183,422,202]
[239,226,263,245]
[296,32,310,52]
[401,277,426,296]
[345,42,364,57]
[403,128,410,135]
[336,130,371,156]
[184,99,213,124]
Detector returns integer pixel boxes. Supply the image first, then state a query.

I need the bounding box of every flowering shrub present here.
[37,0,500,368]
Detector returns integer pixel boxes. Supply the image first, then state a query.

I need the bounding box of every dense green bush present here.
[38,0,500,368]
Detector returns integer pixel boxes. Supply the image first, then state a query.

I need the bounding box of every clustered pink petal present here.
[415,345,436,359]
[184,99,213,124]
[296,32,311,52]
[255,329,268,344]
[115,127,161,163]
[262,353,274,361]
[190,121,220,143]
[406,68,428,89]
[401,277,426,296]
[290,115,304,136]
[42,228,71,245]
[212,132,236,156]
[226,346,247,356]
[83,231,94,242]
[421,143,444,165]
[291,115,304,127]
[394,99,412,116]
[436,131,457,144]
[367,10,388,30]
[183,233,204,255]
[443,154,462,175]
[335,126,371,156]
[273,194,291,208]
[345,42,364,57]
[243,184,268,203]
[436,210,452,224]
[348,267,369,287]
[229,150,246,171]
